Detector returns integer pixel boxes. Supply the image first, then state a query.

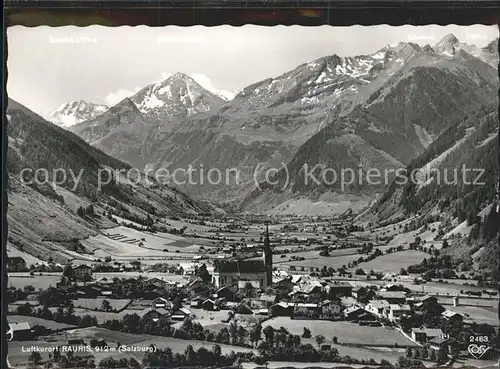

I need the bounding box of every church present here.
[212,225,273,289]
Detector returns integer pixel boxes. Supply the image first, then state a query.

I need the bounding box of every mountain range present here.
[45,34,498,213]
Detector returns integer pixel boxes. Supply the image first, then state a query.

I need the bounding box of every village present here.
[6,214,500,369]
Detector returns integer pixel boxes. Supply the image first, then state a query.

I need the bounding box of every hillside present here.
[6,98,217,263]
[363,102,499,275]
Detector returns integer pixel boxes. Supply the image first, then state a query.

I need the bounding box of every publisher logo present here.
[468,344,491,359]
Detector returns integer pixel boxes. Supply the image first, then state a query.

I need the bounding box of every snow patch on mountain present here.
[413,124,435,148]
[189,73,237,101]
[47,101,109,128]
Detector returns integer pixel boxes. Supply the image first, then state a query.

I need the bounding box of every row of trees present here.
[76,204,95,218]
[13,302,98,328]
[101,314,252,348]
[406,345,452,364]
[142,345,253,368]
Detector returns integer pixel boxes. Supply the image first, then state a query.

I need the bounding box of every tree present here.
[302,327,311,338]
[355,268,366,276]
[437,345,449,364]
[130,260,141,271]
[101,300,111,312]
[243,282,255,298]
[406,347,413,358]
[429,349,436,361]
[400,268,408,276]
[263,325,275,344]
[250,323,262,347]
[212,344,222,361]
[229,321,239,344]
[315,334,325,348]
[28,351,42,367]
[332,335,338,344]
[421,346,429,360]
[196,264,211,283]
[62,265,73,280]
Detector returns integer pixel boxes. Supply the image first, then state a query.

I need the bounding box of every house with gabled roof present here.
[441,309,464,322]
[151,297,173,310]
[411,328,444,343]
[138,308,171,322]
[365,300,390,318]
[171,307,193,321]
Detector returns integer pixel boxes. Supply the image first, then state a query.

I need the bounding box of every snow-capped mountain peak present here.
[435,33,460,49]
[432,34,498,67]
[129,72,224,119]
[47,100,109,128]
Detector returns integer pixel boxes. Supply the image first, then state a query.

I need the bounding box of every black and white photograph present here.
[5,23,500,369]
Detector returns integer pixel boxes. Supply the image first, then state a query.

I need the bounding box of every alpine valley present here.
[6,29,500,369]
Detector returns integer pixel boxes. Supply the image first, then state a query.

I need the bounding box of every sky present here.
[7,25,498,115]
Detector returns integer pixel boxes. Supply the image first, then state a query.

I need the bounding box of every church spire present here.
[264,224,270,249]
[263,223,272,287]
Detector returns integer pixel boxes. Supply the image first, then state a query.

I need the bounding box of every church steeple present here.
[263,223,272,286]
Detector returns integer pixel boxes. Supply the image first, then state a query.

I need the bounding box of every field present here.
[7,245,45,266]
[262,317,417,346]
[50,327,253,362]
[73,298,132,312]
[8,273,61,289]
[94,272,191,284]
[8,341,62,367]
[445,306,499,326]
[243,361,381,369]
[280,254,362,270]
[8,315,76,330]
[2,325,253,365]
[353,251,428,273]
[79,226,215,259]
[52,307,138,324]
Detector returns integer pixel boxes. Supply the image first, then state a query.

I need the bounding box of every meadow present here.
[262,318,417,346]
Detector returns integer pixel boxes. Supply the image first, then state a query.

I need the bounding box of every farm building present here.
[270,302,294,317]
[387,304,411,321]
[72,265,92,280]
[201,299,217,311]
[294,303,319,317]
[411,328,444,343]
[365,300,390,318]
[429,336,455,351]
[319,300,341,317]
[9,322,33,341]
[139,308,170,322]
[7,257,27,272]
[325,281,352,298]
[441,310,464,323]
[171,307,193,321]
[216,285,237,301]
[376,291,407,304]
[344,306,376,321]
[415,295,438,308]
[151,297,173,310]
